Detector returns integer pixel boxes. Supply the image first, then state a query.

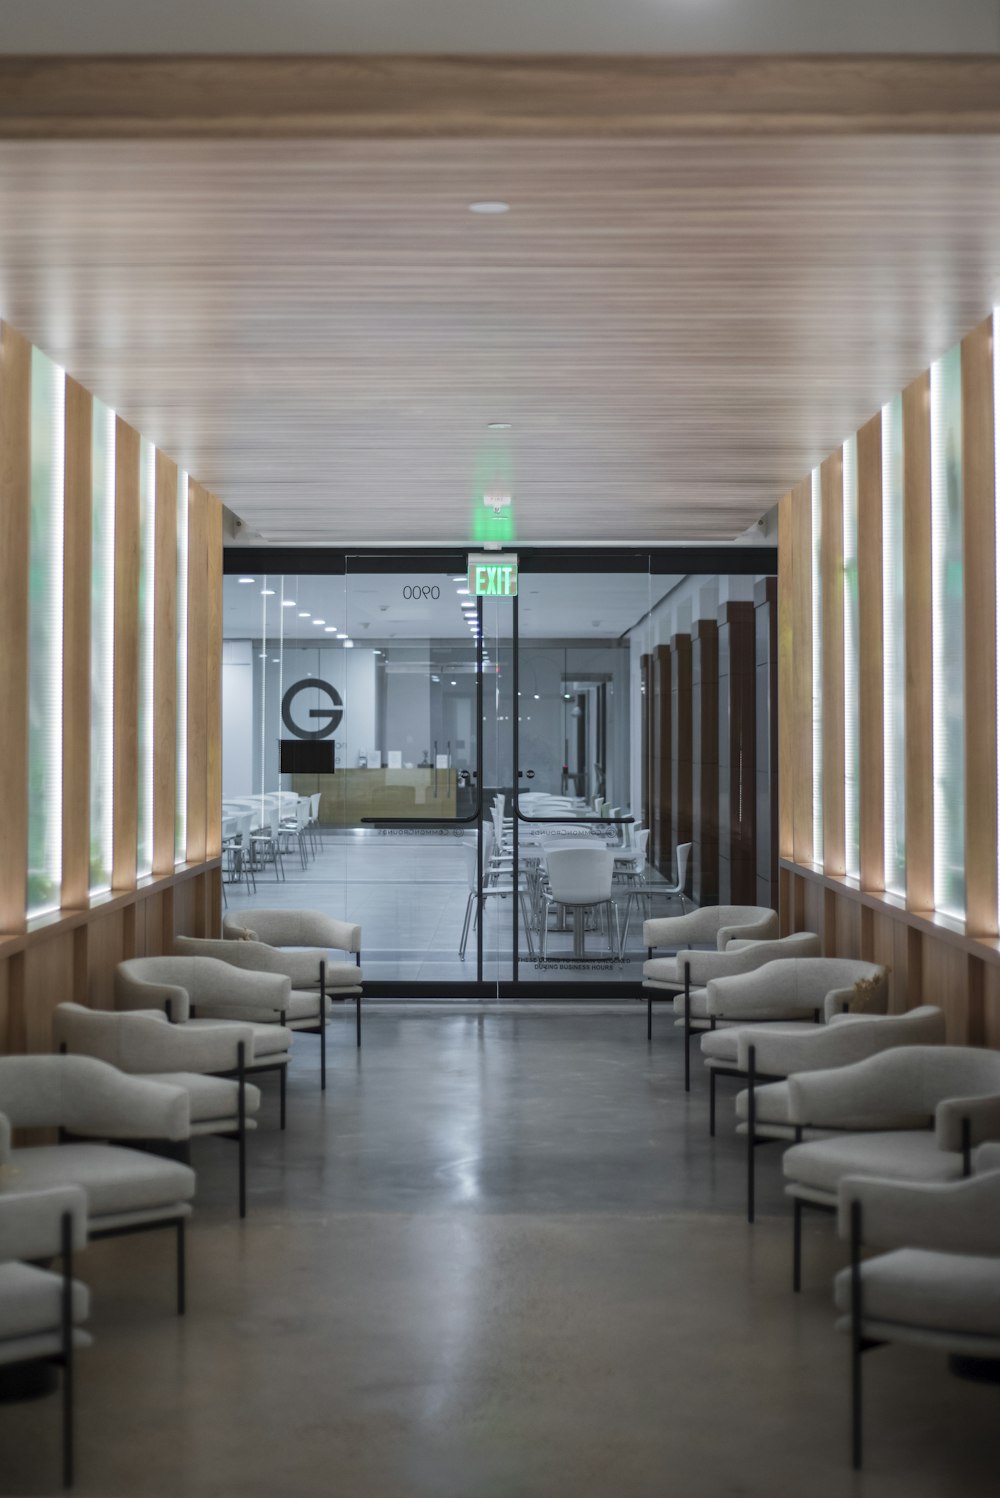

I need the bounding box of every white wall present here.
[222,640,254,797]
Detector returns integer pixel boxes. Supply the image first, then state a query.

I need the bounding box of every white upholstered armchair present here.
[780,1045,1000,1292]
[0,1182,90,1488]
[115,957,294,1121]
[54,1004,262,1219]
[0,1055,195,1314]
[836,1156,1000,1469]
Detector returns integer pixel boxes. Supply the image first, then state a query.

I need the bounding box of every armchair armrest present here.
[735,1016,896,1076]
[240,944,327,989]
[936,1092,1000,1152]
[707,968,822,1022]
[115,964,192,1021]
[0,1186,88,1261]
[184,961,292,1022]
[838,1171,1000,1255]
[120,1014,258,1074]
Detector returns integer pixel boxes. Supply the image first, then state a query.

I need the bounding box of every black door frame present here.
[223,544,777,999]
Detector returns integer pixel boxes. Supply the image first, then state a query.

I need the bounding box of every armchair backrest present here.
[222,908,361,954]
[0,1053,189,1138]
[643,905,778,952]
[117,955,290,1019]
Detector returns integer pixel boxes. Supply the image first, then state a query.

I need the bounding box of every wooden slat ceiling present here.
[2,124,1000,543]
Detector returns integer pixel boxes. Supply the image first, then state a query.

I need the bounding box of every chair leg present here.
[519,892,535,959]
[60,1209,74,1489]
[709,1068,716,1138]
[237,1040,247,1219]
[356,990,362,1050]
[793,1197,803,1293]
[747,1044,757,1224]
[279,1062,287,1130]
[176,1218,186,1316]
[459,892,474,958]
[647,989,652,1041]
[683,972,692,1093]
[319,962,327,1092]
[850,1199,864,1471]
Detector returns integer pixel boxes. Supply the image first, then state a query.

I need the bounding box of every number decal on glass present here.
[402,585,441,600]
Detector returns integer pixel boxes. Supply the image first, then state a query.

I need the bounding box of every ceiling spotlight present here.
[456,587,470,596]
[469,201,510,214]
[337,633,347,639]
[451,576,465,582]
[487,422,512,430]
[325,626,336,633]
[431,675,441,683]
[343,640,354,649]
[298,611,310,618]
[313,619,326,626]
[238,577,255,584]
[450,681,457,687]
[534,694,540,700]
[261,588,275,596]
[282,600,295,608]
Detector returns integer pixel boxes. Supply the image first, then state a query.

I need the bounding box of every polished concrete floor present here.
[3,1009,998,1496]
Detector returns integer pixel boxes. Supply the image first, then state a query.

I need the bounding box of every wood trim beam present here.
[4,57,1000,139]
[777,492,794,861]
[962,316,999,938]
[185,481,209,864]
[902,371,934,914]
[0,323,31,934]
[856,411,884,893]
[61,378,93,910]
[205,494,223,860]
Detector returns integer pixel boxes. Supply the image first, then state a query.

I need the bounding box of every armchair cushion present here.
[0,1262,89,1346]
[833,1250,1000,1339]
[7,1143,195,1221]
[783,1131,964,1201]
[142,1073,261,1126]
[185,1020,292,1060]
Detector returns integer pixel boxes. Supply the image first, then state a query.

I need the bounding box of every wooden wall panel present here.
[112,418,140,891]
[755,579,779,910]
[857,411,884,892]
[152,450,178,876]
[820,451,845,876]
[0,324,31,935]
[671,634,693,863]
[961,317,998,938]
[790,479,814,866]
[61,378,93,910]
[902,372,934,913]
[21,935,75,1054]
[205,495,223,860]
[186,480,209,864]
[777,492,794,861]
[691,619,718,905]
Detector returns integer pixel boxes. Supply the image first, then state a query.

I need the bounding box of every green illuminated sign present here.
[468,554,518,597]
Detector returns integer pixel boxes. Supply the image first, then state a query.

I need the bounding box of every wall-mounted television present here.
[279,740,335,775]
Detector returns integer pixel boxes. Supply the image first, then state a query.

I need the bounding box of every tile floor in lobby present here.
[224,830,663,983]
[2,1010,997,1498]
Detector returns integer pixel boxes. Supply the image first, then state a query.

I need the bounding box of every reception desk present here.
[292,769,457,825]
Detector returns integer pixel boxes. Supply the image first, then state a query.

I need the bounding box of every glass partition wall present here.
[222,552,775,995]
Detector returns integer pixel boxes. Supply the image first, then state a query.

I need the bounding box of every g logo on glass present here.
[281,679,344,740]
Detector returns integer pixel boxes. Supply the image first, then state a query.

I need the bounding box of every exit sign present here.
[468,554,518,597]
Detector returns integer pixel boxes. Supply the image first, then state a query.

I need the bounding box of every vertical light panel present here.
[89,399,115,892]
[175,469,189,864]
[27,348,65,916]
[810,468,824,866]
[882,395,906,896]
[995,309,1000,929]
[0,324,32,936]
[136,436,156,878]
[61,378,93,912]
[843,434,861,879]
[930,344,965,918]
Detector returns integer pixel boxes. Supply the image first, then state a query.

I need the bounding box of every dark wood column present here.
[640,653,651,833]
[718,602,757,903]
[691,619,719,905]
[652,644,672,874]
[755,579,779,910]
[670,633,693,885]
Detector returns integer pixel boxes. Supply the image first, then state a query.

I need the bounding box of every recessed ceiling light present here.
[238,577,255,584]
[451,576,465,582]
[313,619,326,626]
[325,626,336,633]
[534,694,540,700]
[343,640,354,649]
[282,600,295,608]
[258,652,267,659]
[469,201,510,214]
[450,681,457,687]
[487,422,512,430]
[299,611,311,618]
[431,675,441,683]
[261,589,275,596]
[337,633,347,640]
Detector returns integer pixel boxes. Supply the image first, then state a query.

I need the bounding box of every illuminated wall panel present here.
[89,399,116,892]
[882,394,906,897]
[930,344,965,918]
[27,348,65,915]
[843,434,860,879]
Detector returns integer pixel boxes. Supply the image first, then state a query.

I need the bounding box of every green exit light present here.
[468,554,518,597]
